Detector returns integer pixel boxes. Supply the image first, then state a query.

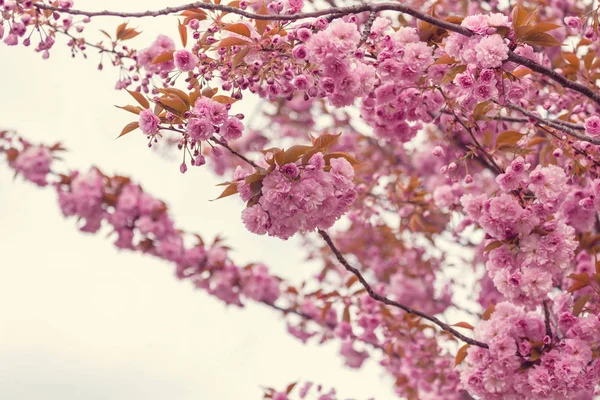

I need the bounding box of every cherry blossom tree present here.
[4,0,600,398]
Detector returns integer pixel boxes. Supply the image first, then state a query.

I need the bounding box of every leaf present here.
[115,22,128,40]
[281,145,312,164]
[218,37,253,48]
[455,344,470,366]
[323,152,360,165]
[432,53,457,65]
[178,21,188,47]
[118,121,139,138]
[521,32,562,47]
[562,52,580,69]
[496,130,524,147]
[312,133,341,150]
[441,64,467,85]
[201,87,218,98]
[285,382,297,395]
[482,302,496,321]
[212,183,239,200]
[345,275,359,288]
[119,28,141,41]
[584,51,595,71]
[568,273,591,292]
[528,22,561,33]
[152,51,175,64]
[158,88,190,108]
[232,46,251,68]
[224,23,252,38]
[100,29,112,40]
[512,4,529,31]
[530,347,542,361]
[473,101,493,119]
[484,240,504,252]
[512,66,532,78]
[573,294,591,316]
[211,95,238,105]
[342,305,351,323]
[158,96,188,116]
[452,322,475,330]
[115,105,143,115]
[444,16,464,25]
[127,90,150,109]
[255,3,269,36]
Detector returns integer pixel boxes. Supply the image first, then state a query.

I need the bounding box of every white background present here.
[0,1,396,399]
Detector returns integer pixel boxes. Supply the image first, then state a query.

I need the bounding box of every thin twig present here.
[318,230,489,349]
[209,135,261,169]
[504,102,600,145]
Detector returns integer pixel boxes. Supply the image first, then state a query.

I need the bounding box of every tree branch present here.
[508,52,600,107]
[503,102,600,145]
[317,229,489,349]
[36,3,600,106]
[34,2,472,35]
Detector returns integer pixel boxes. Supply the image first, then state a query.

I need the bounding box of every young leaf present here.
[115,105,144,115]
[212,183,239,201]
[312,133,341,151]
[218,37,253,48]
[224,23,252,38]
[212,95,238,105]
[452,321,475,330]
[573,294,590,316]
[255,3,269,35]
[118,121,139,138]
[127,90,150,109]
[496,131,524,147]
[482,302,496,321]
[521,32,562,47]
[152,51,175,64]
[441,64,467,85]
[178,21,188,47]
[455,344,470,366]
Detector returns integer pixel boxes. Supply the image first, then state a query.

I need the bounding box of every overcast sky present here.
[0,1,395,399]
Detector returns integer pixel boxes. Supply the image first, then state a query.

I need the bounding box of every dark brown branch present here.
[543,300,552,340]
[318,230,489,349]
[209,136,261,169]
[36,3,600,106]
[34,2,473,36]
[508,52,600,107]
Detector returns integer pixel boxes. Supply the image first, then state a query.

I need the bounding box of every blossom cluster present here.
[239,152,357,240]
[444,14,511,69]
[462,159,578,305]
[461,301,600,399]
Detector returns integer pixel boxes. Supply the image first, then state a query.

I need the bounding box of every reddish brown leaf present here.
[521,32,562,47]
[212,183,239,200]
[455,344,470,366]
[118,121,139,138]
[178,22,188,47]
[255,3,269,35]
[452,321,475,330]
[573,294,591,316]
[218,37,253,48]
[224,23,252,38]
[115,105,143,115]
[152,51,175,65]
[126,90,150,109]
[211,95,238,105]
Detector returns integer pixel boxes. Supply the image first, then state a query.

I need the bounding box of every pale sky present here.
[0,1,396,399]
